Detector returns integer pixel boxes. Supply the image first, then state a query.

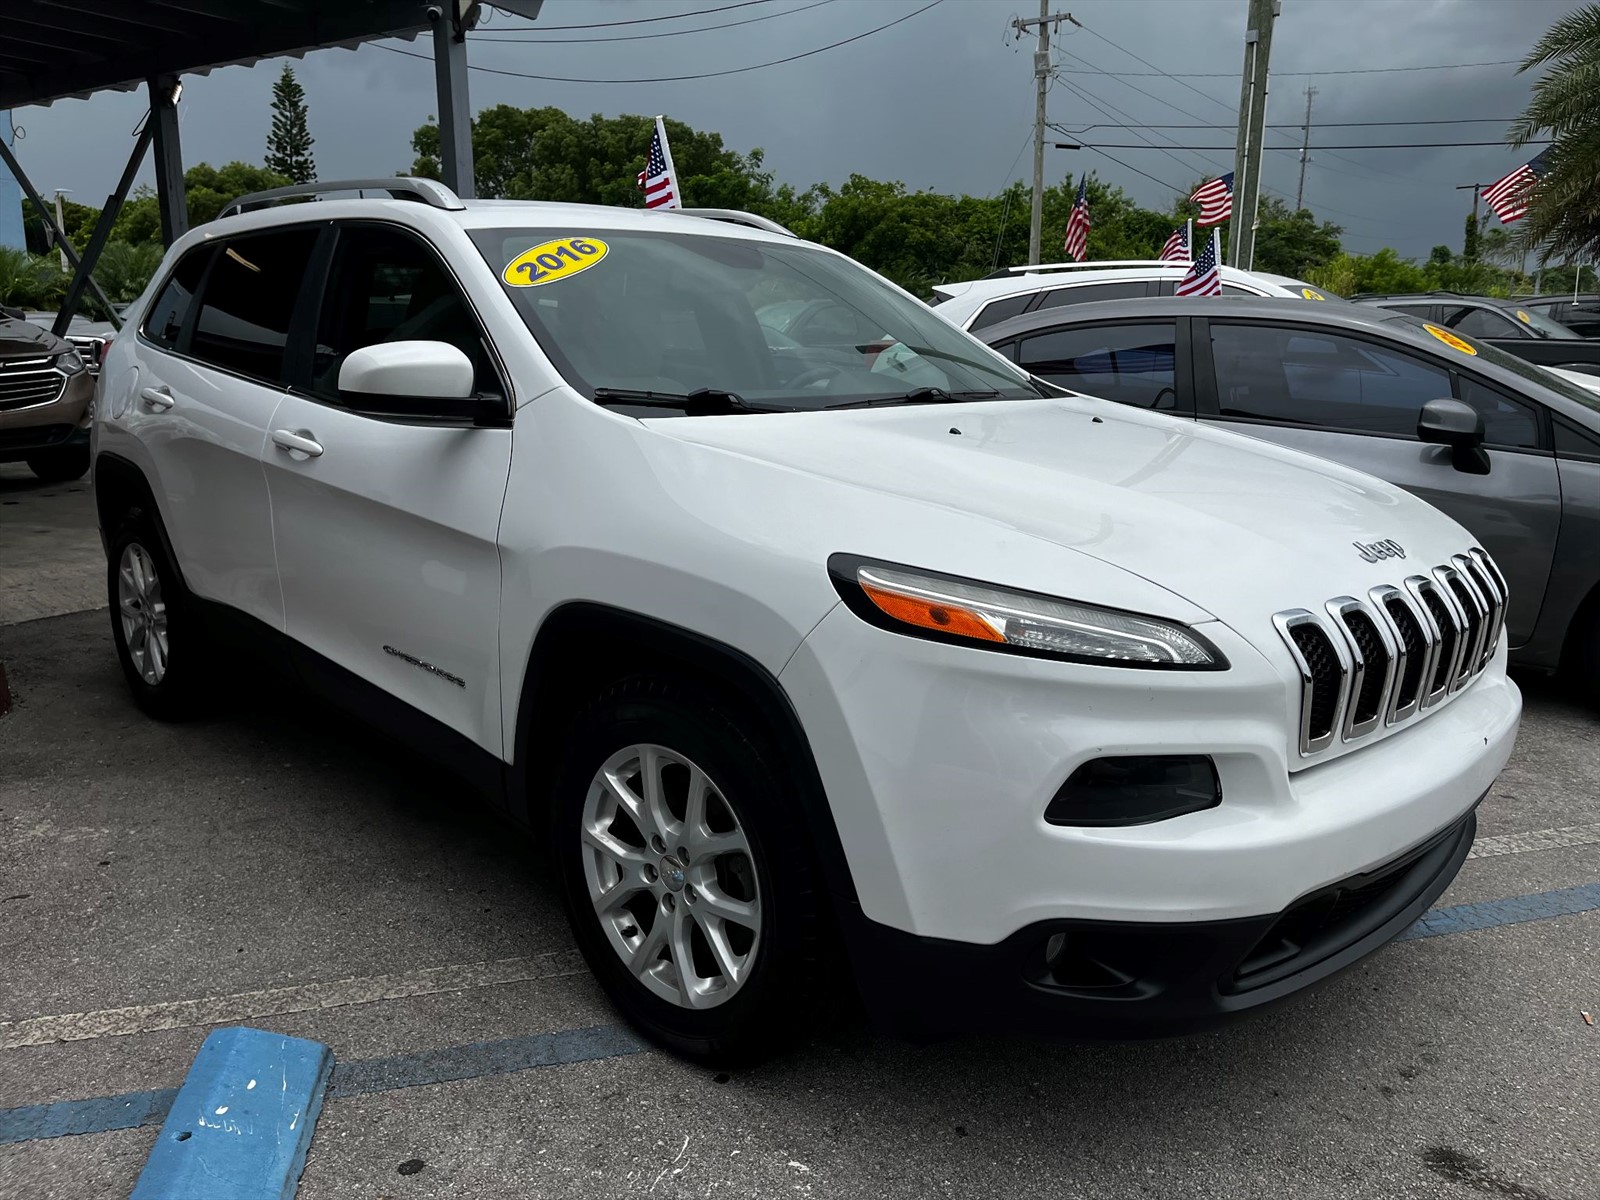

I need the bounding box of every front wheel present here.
[107,519,209,719]
[554,677,833,1064]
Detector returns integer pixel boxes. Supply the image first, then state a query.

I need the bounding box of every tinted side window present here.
[142,248,211,351]
[1387,304,1437,320]
[1554,415,1600,459]
[313,225,498,400]
[1210,323,1451,434]
[1220,284,1258,296]
[1018,322,1178,409]
[1456,376,1541,449]
[1036,281,1148,309]
[1448,306,1523,339]
[969,293,1034,331]
[190,229,319,384]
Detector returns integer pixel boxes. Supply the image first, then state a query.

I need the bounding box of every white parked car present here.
[930,260,1335,331]
[93,180,1518,1062]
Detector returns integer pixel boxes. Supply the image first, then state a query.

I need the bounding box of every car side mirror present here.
[337,341,507,426]
[1417,398,1489,475]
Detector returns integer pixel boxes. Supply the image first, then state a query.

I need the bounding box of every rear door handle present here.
[139,386,174,412]
[270,428,324,458]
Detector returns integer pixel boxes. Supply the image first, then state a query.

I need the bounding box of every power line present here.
[467,0,835,44]
[1076,145,1189,194]
[374,1,940,84]
[476,0,781,33]
[1065,60,1521,78]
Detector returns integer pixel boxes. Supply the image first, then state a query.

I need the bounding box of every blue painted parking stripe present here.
[3,881,1597,1150]
[0,1024,644,1146]
[130,1027,332,1200]
[1397,880,1600,941]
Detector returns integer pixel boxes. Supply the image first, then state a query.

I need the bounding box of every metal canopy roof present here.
[1,0,432,109]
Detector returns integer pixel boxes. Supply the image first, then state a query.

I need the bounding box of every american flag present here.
[1062,177,1090,261]
[1175,229,1222,297]
[1482,149,1550,225]
[636,115,681,210]
[1190,172,1234,227]
[1158,223,1189,263]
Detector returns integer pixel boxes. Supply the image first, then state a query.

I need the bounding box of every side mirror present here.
[337,341,506,425]
[1417,398,1489,475]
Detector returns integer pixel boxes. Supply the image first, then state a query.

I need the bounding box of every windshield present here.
[1380,313,1600,413]
[471,228,1039,411]
[1511,304,1581,339]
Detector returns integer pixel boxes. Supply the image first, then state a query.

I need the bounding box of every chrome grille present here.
[65,335,106,377]
[0,356,67,412]
[1274,549,1507,757]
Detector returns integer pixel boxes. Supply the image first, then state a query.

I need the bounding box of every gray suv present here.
[978,296,1600,695]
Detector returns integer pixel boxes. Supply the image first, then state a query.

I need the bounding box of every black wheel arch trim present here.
[509,601,861,911]
[93,451,190,594]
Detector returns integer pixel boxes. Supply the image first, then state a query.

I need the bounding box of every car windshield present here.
[1380,313,1600,413]
[470,227,1040,412]
[1510,304,1581,339]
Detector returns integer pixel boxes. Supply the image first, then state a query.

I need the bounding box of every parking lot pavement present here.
[0,464,104,627]
[1,526,1596,1199]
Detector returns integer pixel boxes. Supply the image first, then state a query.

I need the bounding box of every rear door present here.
[260,221,513,759]
[1195,318,1561,643]
[125,226,322,629]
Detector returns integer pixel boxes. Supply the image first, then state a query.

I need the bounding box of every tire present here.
[107,516,209,719]
[1568,612,1600,708]
[553,675,833,1064]
[26,445,90,482]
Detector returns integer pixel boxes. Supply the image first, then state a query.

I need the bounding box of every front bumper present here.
[0,367,93,460]
[848,805,1476,1040]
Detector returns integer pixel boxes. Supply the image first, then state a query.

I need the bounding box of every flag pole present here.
[654,115,682,210]
[1186,218,1193,260]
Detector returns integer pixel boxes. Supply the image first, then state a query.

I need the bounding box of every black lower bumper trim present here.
[845,806,1478,1041]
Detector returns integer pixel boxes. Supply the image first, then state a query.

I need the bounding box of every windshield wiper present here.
[590,386,762,414]
[823,386,1002,410]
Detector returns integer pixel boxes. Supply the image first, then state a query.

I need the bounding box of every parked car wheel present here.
[1567,608,1600,707]
[554,676,831,1064]
[26,445,90,482]
[107,517,208,719]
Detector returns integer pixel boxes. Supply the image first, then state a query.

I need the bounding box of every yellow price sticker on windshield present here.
[503,236,609,287]
[1515,309,1532,324]
[1423,323,1478,355]
[1300,287,1326,301]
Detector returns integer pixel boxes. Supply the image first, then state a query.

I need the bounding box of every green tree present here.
[1463,210,1479,261]
[1250,196,1343,276]
[265,64,316,183]
[111,162,291,244]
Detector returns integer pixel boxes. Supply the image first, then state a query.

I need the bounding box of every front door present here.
[1196,319,1561,645]
[260,222,513,757]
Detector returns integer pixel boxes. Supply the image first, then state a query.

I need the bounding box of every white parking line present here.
[0,949,585,1051]
[1467,822,1600,860]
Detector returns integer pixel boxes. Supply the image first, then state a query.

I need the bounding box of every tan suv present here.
[0,313,95,481]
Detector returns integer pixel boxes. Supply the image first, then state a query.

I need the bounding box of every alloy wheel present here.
[580,743,762,1009]
[117,542,169,686]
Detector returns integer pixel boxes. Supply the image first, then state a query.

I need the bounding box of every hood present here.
[0,318,68,359]
[646,395,1477,632]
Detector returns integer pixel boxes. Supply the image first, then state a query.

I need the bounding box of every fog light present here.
[1044,755,1220,827]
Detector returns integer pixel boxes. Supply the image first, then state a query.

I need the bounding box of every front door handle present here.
[139,386,174,412]
[271,428,324,458]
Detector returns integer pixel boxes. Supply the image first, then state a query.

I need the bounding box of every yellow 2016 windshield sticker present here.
[503,236,609,287]
[1423,323,1478,355]
[1515,309,1532,324]
[1300,287,1326,301]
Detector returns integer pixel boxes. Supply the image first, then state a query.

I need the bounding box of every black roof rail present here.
[217,177,465,219]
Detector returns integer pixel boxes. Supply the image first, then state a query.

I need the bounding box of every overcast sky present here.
[6,0,1586,261]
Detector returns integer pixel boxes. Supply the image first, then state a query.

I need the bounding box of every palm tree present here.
[1510,5,1600,263]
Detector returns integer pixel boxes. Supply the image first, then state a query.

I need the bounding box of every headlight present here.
[830,556,1225,669]
[56,350,86,376]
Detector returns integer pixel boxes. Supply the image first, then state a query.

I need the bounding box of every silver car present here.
[976,296,1600,696]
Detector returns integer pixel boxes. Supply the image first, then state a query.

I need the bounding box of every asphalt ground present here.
[1,464,1597,1200]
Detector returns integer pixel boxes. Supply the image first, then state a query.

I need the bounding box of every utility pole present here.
[1295,86,1316,211]
[1228,0,1279,270]
[1012,4,1079,265]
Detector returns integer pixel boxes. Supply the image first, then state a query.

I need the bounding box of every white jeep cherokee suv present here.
[932,261,1333,332]
[93,179,1519,1062]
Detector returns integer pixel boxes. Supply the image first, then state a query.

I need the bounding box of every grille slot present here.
[1274,549,1504,758]
[0,357,67,411]
[1383,595,1428,717]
